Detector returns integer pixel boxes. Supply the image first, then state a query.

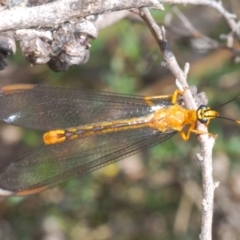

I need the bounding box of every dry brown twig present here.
[139,8,215,239]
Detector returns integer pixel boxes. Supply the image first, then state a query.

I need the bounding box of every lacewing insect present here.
[0,84,238,196]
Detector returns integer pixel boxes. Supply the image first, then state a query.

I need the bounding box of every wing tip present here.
[15,186,49,196]
[0,185,49,196]
[0,84,35,94]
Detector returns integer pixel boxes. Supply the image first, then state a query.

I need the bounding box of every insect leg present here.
[144,89,184,106]
[179,123,216,141]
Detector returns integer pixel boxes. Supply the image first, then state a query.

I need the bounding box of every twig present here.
[196,137,216,240]
[160,0,239,37]
[139,8,196,109]
[139,8,216,240]
[0,0,238,39]
[0,0,164,31]
[172,6,219,50]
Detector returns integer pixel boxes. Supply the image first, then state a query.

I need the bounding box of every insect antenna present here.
[210,95,239,110]
[206,95,240,124]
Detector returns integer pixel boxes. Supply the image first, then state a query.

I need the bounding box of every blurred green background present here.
[0,2,240,240]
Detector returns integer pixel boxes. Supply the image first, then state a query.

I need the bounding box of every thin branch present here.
[139,8,196,109]
[196,137,216,240]
[0,0,238,39]
[139,8,216,240]
[172,6,219,50]
[160,0,239,36]
[0,0,164,31]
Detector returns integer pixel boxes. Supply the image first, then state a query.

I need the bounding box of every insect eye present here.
[199,118,208,124]
[197,105,208,124]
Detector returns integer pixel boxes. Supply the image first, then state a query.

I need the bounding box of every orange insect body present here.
[44,105,195,145]
[43,91,219,146]
[150,104,196,132]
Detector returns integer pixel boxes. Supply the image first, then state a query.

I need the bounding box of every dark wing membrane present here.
[0,84,172,130]
[0,126,176,194]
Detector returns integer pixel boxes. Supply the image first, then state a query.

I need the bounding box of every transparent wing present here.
[0,126,176,194]
[0,84,172,130]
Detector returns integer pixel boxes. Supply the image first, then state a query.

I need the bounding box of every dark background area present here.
[0,2,240,240]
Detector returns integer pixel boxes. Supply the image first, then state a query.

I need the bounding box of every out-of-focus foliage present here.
[0,2,240,240]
